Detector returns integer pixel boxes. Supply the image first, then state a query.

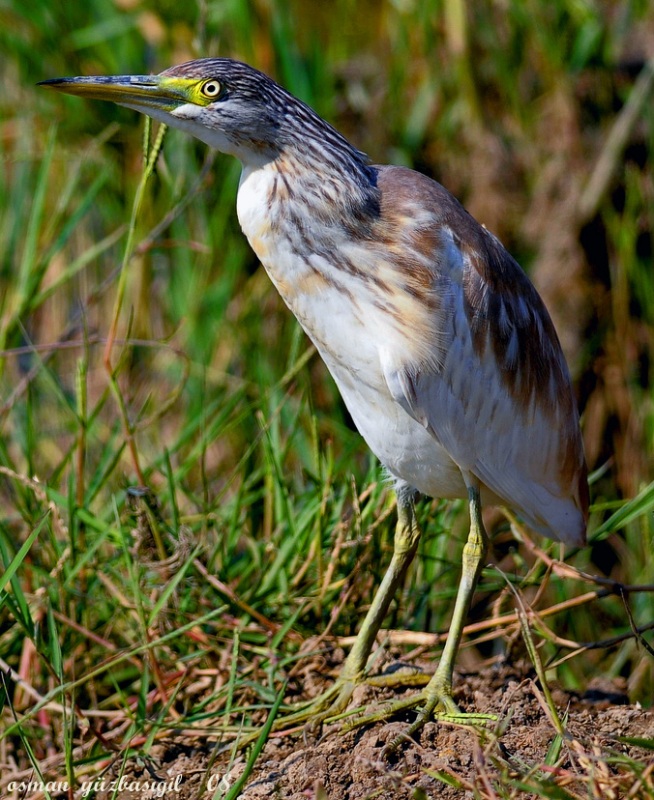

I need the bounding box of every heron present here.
[39,58,589,740]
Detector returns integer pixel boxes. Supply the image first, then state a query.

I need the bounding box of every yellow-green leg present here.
[329,490,422,711]
[235,480,492,751]
[238,489,423,743]
[405,480,489,726]
[347,479,494,742]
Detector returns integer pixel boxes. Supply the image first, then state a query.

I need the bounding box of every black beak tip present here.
[37,78,65,88]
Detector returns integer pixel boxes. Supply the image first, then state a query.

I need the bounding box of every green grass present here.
[1,1,654,797]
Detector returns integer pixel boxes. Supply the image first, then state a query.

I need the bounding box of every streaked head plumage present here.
[39,58,368,169]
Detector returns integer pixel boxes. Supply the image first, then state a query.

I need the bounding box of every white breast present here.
[236,164,467,499]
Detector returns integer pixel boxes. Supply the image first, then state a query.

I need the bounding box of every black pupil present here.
[206,82,218,95]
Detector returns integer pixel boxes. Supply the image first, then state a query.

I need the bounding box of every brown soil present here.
[84,665,653,800]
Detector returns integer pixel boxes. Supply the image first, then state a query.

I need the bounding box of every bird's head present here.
[39,58,312,165]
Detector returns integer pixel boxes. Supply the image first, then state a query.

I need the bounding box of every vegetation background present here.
[1,0,653,796]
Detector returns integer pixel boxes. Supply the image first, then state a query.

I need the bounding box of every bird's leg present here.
[347,480,495,740]
[408,480,489,721]
[328,490,422,712]
[231,485,494,751]
[423,478,488,716]
[262,489,422,736]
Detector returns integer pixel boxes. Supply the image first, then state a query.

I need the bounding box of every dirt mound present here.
[89,667,653,799]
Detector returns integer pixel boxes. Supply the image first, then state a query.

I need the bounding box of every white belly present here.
[326,355,467,499]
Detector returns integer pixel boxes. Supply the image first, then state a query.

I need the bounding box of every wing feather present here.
[375,166,588,545]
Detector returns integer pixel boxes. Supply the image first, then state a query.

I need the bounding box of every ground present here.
[80,664,653,800]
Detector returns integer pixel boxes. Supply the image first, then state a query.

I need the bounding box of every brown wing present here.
[375,166,589,545]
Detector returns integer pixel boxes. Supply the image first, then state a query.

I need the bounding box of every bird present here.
[39,58,589,740]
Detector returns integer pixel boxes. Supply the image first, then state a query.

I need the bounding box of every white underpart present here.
[237,164,470,501]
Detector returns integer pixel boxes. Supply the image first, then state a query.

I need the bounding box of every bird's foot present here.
[234,673,363,747]
[243,666,419,742]
[341,674,497,755]
[221,677,346,752]
[288,662,433,731]
[284,676,358,728]
[229,668,495,755]
[230,660,418,750]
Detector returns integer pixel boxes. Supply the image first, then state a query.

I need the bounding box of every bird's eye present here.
[200,80,222,99]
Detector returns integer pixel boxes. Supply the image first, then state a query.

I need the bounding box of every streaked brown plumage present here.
[40,58,589,741]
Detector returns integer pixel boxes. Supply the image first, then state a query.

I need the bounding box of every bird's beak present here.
[37,74,188,114]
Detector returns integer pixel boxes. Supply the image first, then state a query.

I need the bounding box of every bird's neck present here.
[281,147,378,220]
[246,139,381,240]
